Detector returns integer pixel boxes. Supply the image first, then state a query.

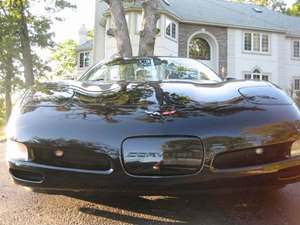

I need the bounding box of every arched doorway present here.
[187,31,219,72]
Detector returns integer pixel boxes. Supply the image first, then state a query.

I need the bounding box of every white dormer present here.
[79,24,88,45]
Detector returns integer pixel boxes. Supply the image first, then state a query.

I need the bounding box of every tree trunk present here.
[139,0,160,57]
[4,57,13,121]
[19,1,34,88]
[105,0,132,57]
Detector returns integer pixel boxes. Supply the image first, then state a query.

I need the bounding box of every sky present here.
[51,0,95,43]
[286,0,297,7]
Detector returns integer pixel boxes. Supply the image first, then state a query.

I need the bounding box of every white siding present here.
[227,29,236,78]
[227,29,280,84]
[155,14,178,56]
[283,38,300,94]
[228,28,300,94]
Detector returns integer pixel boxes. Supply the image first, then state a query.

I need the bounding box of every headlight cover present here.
[6,140,28,161]
[291,140,300,157]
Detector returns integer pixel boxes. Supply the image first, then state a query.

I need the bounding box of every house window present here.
[293,40,300,58]
[262,75,269,81]
[244,68,270,81]
[79,52,90,68]
[253,33,260,51]
[189,37,211,60]
[244,74,252,80]
[262,34,269,52]
[295,79,300,91]
[244,33,252,51]
[171,23,176,39]
[165,18,177,40]
[243,32,270,53]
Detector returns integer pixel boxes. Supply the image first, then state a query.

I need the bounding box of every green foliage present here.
[88,30,94,40]
[232,0,300,16]
[55,0,76,9]
[0,96,6,140]
[0,0,76,123]
[0,0,77,76]
[287,0,300,16]
[249,0,269,6]
[0,2,22,122]
[51,40,78,77]
[0,98,5,127]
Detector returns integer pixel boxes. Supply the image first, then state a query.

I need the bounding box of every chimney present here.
[79,24,88,45]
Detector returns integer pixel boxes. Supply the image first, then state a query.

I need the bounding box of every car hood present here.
[11,79,300,154]
[21,80,293,111]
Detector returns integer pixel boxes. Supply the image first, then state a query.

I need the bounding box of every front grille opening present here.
[31,147,112,171]
[10,169,44,183]
[213,143,291,170]
[122,136,204,177]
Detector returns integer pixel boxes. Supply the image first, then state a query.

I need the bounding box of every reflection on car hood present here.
[21,80,289,110]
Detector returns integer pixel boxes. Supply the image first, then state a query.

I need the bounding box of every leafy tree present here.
[51,40,78,77]
[270,0,288,12]
[248,0,269,6]
[287,0,300,16]
[0,0,75,123]
[0,96,5,138]
[2,0,76,88]
[0,3,21,120]
[88,30,94,40]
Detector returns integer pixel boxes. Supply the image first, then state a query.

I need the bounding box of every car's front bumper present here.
[8,156,300,194]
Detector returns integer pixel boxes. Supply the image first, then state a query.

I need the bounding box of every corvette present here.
[6,57,300,194]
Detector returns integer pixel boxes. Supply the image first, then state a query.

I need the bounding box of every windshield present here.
[80,57,222,83]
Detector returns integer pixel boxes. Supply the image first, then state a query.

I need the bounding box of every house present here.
[76,25,93,79]
[77,0,300,95]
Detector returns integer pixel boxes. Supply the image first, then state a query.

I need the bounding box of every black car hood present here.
[12,79,300,156]
[22,80,291,111]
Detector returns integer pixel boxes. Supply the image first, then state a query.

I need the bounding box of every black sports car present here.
[6,57,300,194]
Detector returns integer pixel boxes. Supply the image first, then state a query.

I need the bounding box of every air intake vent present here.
[32,147,112,171]
[213,143,291,170]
